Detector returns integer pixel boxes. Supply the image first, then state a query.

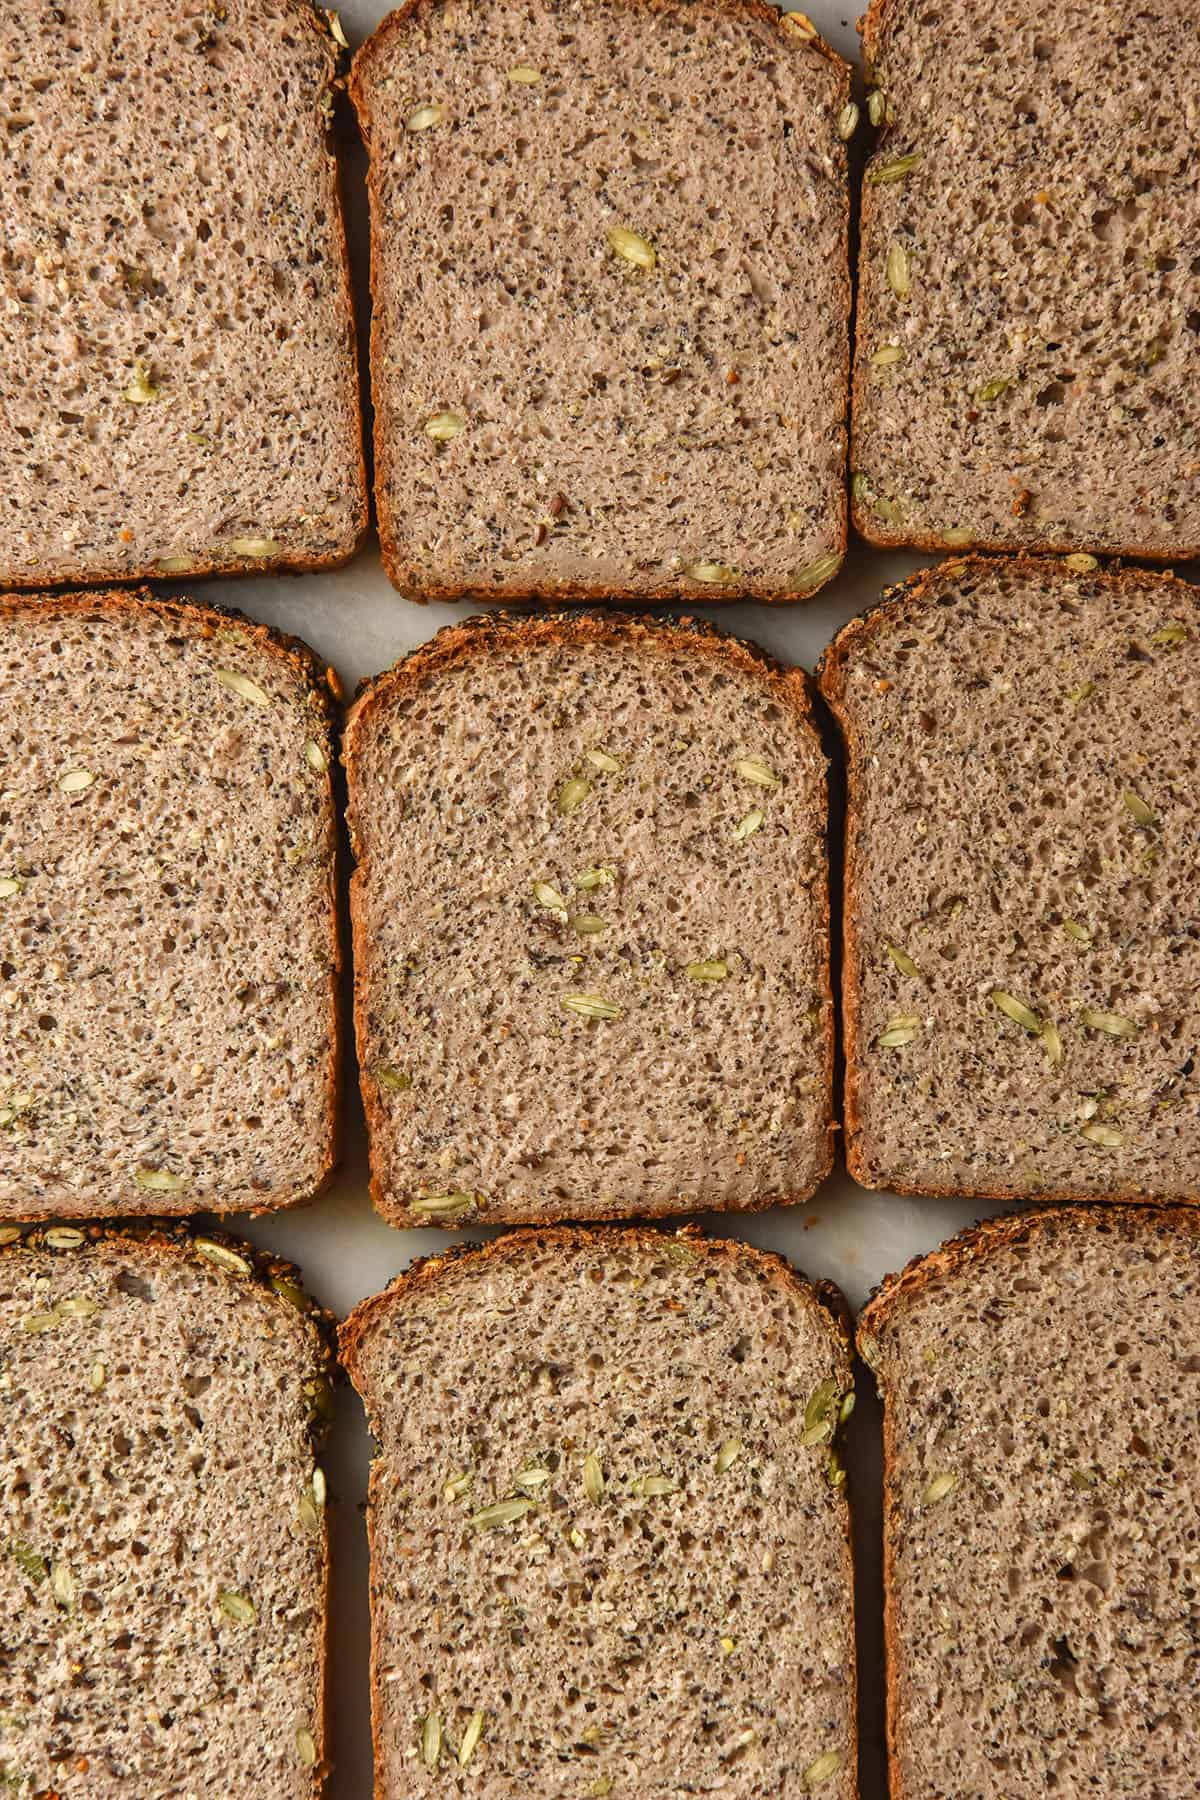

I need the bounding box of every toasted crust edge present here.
[339,1222,858,1800]
[817,554,1200,1208]
[856,1201,1200,1800]
[342,608,836,1228]
[0,586,345,1219]
[1,1218,337,1797]
[350,0,851,607]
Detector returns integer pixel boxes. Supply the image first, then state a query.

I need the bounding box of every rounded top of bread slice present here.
[341,1224,856,1799]
[344,611,833,1226]
[0,1222,332,1795]
[0,588,340,1218]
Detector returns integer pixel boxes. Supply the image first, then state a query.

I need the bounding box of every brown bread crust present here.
[0,586,344,1217]
[343,609,836,1227]
[0,1217,337,1796]
[350,1,851,605]
[817,554,1200,1207]
[339,1222,858,1800]
[857,1202,1200,1800]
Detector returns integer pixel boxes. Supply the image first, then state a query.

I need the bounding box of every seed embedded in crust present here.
[1065,553,1099,573]
[990,989,1040,1033]
[194,1239,253,1276]
[576,865,616,890]
[607,225,656,270]
[571,914,607,936]
[779,10,818,39]
[684,561,738,584]
[1063,920,1091,945]
[975,376,1010,403]
[866,88,886,126]
[634,1473,678,1497]
[44,1227,84,1249]
[533,880,569,917]
[215,668,271,707]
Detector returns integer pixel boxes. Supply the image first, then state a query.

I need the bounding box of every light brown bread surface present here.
[819,556,1200,1205]
[0,0,365,588]
[344,612,834,1228]
[860,1205,1200,1800]
[0,1225,333,1797]
[852,0,1200,559]
[0,590,340,1219]
[352,0,851,604]
[341,1226,858,1799]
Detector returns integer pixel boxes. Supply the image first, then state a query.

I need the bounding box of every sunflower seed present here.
[734,756,780,788]
[1063,920,1091,945]
[634,1474,678,1497]
[885,241,911,298]
[561,993,622,1019]
[1080,1008,1138,1037]
[458,1709,486,1767]
[716,1438,742,1474]
[686,960,728,982]
[420,1711,442,1770]
[1068,680,1096,705]
[217,1589,256,1625]
[52,1563,75,1608]
[507,65,541,82]
[89,1360,107,1391]
[156,556,193,573]
[976,376,1010,403]
[227,537,280,558]
[216,668,270,706]
[990,989,1040,1032]
[871,343,905,367]
[1041,1019,1064,1065]
[424,410,465,441]
[1081,1121,1124,1148]
[533,880,569,916]
[375,1067,411,1092]
[583,1454,605,1503]
[940,526,973,545]
[923,1472,957,1505]
[878,1014,920,1047]
[869,151,922,184]
[124,362,160,404]
[571,914,607,936]
[304,739,327,773]
[839,1390,856,1423]
[406,103,446,131]
[132,1167,190,1195]
[733,808,765,840]
[0,877,21,899]
[576,865,616,890]
[469,1496,537,1529]
[803,1750,843,1787]
[584,748,622,773]
[1122,789,1155,826]
[296,1728,318,1768]
[443,1471,473,1504]
[556,776,591,816]
[608,226,656,270]
[57,1296,99,1319]
[836,101,859,139]
[866,88,886,125]
[59,769,95,794]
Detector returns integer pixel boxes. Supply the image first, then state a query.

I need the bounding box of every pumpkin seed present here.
[990,990,1040,1033]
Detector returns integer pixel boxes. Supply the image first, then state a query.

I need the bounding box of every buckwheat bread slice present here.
[0,1223,334,1796]
[860,1204,1200,1800]
[352,0,851,604]
[818,555,1200,1205]
[0,1,365,589]
[0,589,341,1219]
[344,612,834,1228]
[851,0,1200,560]
[340,1225,858,1799]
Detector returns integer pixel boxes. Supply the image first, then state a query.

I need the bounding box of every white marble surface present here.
[185,5,1016,1792]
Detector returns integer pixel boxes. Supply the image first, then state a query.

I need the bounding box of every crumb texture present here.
[823,558,1200,1202]
[866,1207,1200,1800]
[853,0,1200,556]
[0,594,338,1217]
[347,617,832,1225]
[344,1230,856,1798]
[0,1235,327,1797]
[0,0,363,585]
[355,0,849,601]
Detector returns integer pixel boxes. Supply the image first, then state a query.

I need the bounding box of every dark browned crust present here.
[849,0,1196,563]
[0,1,367,596]
[1,1217,337,1797]
[817,554,1200,1207]
[350,0,851,607]
[342,609,836,1229]
[339,1222,859,1800]
[857,1202,1200,1800]
[0,586,345,1221]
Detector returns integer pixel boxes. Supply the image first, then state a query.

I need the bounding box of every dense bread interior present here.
[355,0,849,600]
[852,0,1200,556]
[0,0,363,585]
[347,618,832,1225]
[862,1207,1200,1800]
[0,595,338,1217]
[343,1230,856,1798]
[0,1233,328,1797]
[822,557,1200,1202]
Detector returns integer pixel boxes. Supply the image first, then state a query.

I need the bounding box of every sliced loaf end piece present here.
[0,588,341,1219]
[851,0,1200,560]
[352,0,850,603]
[819,554,1200,1206]
[860,1204,1200,1800]
[0,1,365,589]
[340,1224,857,1799]
[344,611,834,1228]
[0,1222,334,1796]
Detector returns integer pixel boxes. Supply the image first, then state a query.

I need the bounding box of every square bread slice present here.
[819,555,1200,1204]
[851,0,1200,560]
[0,1,365,587]
[340,1226,858,1798]
[352,0,851,604]
[0,589,341,1219]
[344,612,834,1227]
[0,1225,333,1795]
[859,1205,1200,1800]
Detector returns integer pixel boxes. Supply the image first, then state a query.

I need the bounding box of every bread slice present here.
[851,0,1200,560]
[0,2,365,588]
[0,589,341,1219]
[352,0,851,604]
[344,612,834,1227]
[818,555,1200,1205]
[340,1225,857,1799]
[860,1204,1200,1800]
[0,1223,333,1795]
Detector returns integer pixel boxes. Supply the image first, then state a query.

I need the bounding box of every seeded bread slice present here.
[851,0,1200,559]
[352,0,851,604]
[0,1,365,588]
[340,1225,858,1799]
[0,1223,334,1796]
[860,1204,1200,1800]
[0,589,341,1219]
[818,555,1200,1205]
[344,611,834,1227]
